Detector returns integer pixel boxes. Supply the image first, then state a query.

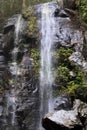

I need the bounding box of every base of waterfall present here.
[42,99,87,130]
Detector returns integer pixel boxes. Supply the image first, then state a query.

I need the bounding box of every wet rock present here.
[42,110,82,130]
[0,56,5,62]
[3,29,14,53]
[3,15,19,34]
[42,99,87,130]
[0,106,3,116]
[16,85,39,130]
[0,50,4,55]
[73,100,87,129]
[54,8,60,17]
[69,71,76,77]
[54,8,69,17]
[58,10,69,17]
[21,54,34,77]
[54,95,72,110]
[69,52,87,72]
[54,17,84,48]
[0,33,3,38]
[0,97,3,104]
[64,8,76,16]
[3,25,15,34]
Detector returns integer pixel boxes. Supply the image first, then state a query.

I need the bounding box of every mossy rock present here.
[22,7,38,38]
[53,46,87,101]
[31,48,40,79]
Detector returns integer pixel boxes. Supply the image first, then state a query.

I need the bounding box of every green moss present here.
[23,8,38,38]
[31,48,40,79]
[76,0,87,27]
[56,47,73,67]
[54,66,70,87]
[54,47,87,98]
[79,0,87,23]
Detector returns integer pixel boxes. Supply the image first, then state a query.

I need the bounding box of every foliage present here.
[54,47,87,98]
[79,0,87,23]
[55,66,69,87]
[31,48,40,78]
[0,0,53,31]
[23,8,38,38]
[57,47,73,67]
[76,0,87,27]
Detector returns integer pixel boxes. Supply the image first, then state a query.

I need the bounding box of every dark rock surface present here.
[54,95,72,110]
[42,100,87,130]
[0,1,87,130]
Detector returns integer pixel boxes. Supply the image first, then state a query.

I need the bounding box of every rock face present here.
[54,95,72,110]
[42,100,87,130]
[0,1,87,130]
[69,52,87,72]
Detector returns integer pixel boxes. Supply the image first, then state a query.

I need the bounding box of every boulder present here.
[54,8,69,17]
[69,52,87,72]
[54,95,72,110]
[64,8,76,16]
[42,110,82,130]
[3,25,15,34]
[3,15,19,34]
[42,100,87,130]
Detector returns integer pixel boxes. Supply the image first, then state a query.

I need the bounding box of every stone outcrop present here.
[0,1,87,130]
[42,100,87,130]
[69,52,87,72]
[54,95,72,110]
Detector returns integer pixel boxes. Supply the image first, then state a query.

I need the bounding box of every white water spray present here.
[7,15,22,127]
[40,2,56,122]
[10,15,22,76]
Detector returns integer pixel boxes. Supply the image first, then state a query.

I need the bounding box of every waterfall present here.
[10,15,22,76]
[15,15,22,45]
[7,15,22,128]
[40,2,56,127]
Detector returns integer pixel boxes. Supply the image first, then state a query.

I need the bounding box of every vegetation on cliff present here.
[79,0,87,23]
[54,47,87,100]
[31,48,40,79]
[22,8,38,38]
[75,0,87,27]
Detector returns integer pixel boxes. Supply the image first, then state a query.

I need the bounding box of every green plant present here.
[54,46,87,99]
[54,66,69,87]
[31,48,40,78]
[57,47,73,67]
[23,8,38,38]
[79,0,87,22]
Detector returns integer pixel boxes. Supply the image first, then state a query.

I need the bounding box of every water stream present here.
[7,15,22,128]
[39,2,56,129]
[6,2,57,130]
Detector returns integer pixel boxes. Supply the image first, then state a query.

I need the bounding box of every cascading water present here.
[40,2,56,127]
[10,15,22,76]
[7,15,22,128]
